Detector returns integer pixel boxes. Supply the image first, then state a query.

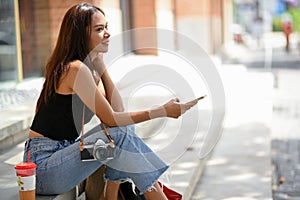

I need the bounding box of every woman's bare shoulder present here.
[58,60,93,93]
[67,60,92,77]
[68,60,85,71]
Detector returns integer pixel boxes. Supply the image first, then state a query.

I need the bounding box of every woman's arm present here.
[101,70,124,112]
[92,53,124,112]
[68,61,197,127]
[93,70,124,112]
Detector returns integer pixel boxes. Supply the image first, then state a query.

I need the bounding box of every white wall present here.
[176,17,211,54]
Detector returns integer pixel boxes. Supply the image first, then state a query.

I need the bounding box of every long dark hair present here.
[36,3,105,110]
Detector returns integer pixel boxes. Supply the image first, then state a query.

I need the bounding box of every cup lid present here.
[15,162,37,170]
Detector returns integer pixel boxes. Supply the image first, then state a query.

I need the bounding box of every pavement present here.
[271,69,300,199]
[191,63,273,199]
[0,32,299,200]
[191,32,300,200]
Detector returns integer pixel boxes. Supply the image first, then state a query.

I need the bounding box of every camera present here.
[81,139,115,162]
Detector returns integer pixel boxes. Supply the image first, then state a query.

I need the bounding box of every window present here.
[0,0,19,81]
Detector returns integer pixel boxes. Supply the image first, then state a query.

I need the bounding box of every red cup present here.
[15,162,37,200]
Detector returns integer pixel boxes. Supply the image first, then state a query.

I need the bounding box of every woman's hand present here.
[162,98,199,118]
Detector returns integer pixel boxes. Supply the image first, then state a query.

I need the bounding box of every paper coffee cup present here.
[15,162,37,200]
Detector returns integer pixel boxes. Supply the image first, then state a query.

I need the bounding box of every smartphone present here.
[186,95,207,104]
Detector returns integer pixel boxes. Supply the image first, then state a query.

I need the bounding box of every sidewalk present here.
[191,64,273,199]
[271,69,300,199]
[190,32,300,199]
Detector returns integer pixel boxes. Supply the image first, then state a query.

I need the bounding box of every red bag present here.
[158,181,182,200]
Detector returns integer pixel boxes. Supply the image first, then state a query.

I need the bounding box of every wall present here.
[16,0,232,81]
[175,0,211,53]
[174,0,229,54]
[156,0,176,52]
[131,0,157,55]
[19,0,122,76]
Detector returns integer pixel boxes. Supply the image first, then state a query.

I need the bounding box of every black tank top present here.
[30,93,94,141]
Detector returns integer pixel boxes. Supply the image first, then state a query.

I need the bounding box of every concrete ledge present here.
[36,187,85,200]
[183,157,208,200]
[0,101,35,152]
[0,126,28,153]
[36,190,76,200]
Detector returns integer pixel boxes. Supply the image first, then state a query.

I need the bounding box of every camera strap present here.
[79,105,115,152]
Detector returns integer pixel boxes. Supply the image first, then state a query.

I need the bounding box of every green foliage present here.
[287,7,300,32]
[272,7,300,33]
[272,16,283,32]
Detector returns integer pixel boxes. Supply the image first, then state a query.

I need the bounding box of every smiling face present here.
[89,11,110,53]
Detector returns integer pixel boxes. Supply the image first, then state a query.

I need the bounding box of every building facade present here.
[0,0,233,83]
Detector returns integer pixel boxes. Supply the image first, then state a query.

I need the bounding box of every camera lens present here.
[94,147,107,161]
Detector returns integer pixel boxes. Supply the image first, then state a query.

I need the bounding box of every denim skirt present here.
[23,124,169,195]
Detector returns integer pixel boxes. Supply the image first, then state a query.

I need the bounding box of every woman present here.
[23,3,198,200]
